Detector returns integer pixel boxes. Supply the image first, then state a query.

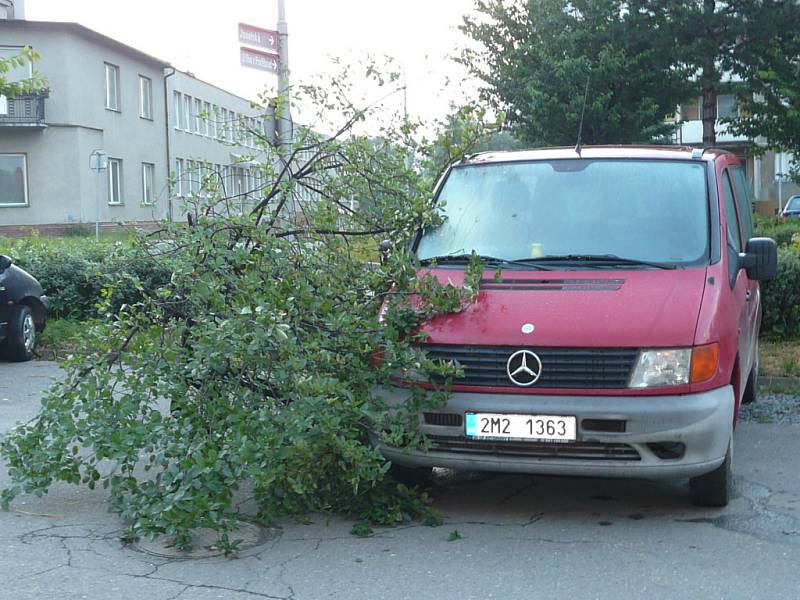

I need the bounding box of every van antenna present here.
[575,72,591,156]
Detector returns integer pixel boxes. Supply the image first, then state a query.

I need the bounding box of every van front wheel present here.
[389,463,433,488]
[690,439,732,508]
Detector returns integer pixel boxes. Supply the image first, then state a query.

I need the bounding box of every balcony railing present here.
[0,90,49,127]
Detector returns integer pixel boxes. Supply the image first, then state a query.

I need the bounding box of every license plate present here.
[465,412,577,442]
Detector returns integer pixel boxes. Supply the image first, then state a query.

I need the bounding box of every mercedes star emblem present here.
[506,350,543,386]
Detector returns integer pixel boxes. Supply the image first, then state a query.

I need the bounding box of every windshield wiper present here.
[418,254,554,270]
[515,254,677,270]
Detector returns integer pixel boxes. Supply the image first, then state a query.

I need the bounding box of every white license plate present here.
[465,412,577,442]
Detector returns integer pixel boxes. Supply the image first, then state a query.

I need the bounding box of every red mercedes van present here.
[377,146,777,507]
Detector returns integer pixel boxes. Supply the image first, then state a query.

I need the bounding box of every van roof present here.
[461,145,734,165]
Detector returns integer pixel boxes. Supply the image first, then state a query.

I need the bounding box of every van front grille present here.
[428,435,641,461]
[423,345,639,389]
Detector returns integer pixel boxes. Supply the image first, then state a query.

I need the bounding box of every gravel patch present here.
[739,391,800,424]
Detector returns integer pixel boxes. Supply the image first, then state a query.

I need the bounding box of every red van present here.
[378,146,777,507]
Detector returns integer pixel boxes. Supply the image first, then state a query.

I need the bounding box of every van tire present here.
[389,463,433,488]
[741,367,758,405]
[2,306,36,362]
[690,440,732,508]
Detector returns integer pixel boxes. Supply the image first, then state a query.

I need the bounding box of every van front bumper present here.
[374,385,735,480]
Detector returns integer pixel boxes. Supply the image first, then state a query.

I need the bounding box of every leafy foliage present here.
[460,0,693,146]
[0,236,170,321]
[761,247,800,339]
[0,63,494,549]
[0,46,47,96]
[725,1,800,167]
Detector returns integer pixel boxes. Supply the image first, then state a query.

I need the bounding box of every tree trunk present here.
[701,0,717,147]
[702,84,717,146]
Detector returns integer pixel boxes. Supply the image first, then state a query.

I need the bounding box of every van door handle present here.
[745,290,752,302]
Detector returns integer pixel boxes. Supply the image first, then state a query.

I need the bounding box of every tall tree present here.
[460,0,694,146]
[724,1,800,169]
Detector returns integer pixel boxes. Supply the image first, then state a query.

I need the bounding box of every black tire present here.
[389,462,433,488]
[2,305,36,362]
[741,367,758,405]
[690,440,733,508]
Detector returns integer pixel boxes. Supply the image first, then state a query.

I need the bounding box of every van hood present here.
[418,268,708,348]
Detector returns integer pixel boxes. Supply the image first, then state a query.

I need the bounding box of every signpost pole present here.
[89,150,108,241]
[276,0,292,159]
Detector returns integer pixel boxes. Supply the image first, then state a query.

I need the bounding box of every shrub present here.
[761,248,800,339]
[753,214,800,247]
[0,237,171,321]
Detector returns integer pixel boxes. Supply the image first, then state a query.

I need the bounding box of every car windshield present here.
[417,159,710,266]
[786,197,800,211]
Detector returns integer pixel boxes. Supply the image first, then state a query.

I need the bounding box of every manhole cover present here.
[134,520,277,559]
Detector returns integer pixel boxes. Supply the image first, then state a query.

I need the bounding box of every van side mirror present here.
[739,238,777,281]
[0,255,12,273]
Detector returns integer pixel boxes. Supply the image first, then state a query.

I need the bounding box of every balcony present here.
[671,119,748,146]
[0,90,48,128]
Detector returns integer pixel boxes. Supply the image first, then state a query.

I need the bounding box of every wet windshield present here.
[417,159,710,266]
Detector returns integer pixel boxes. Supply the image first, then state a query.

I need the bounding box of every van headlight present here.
[628,349,691,388]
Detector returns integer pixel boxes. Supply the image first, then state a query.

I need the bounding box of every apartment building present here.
[673,93,799,216]
[0,16,271,235]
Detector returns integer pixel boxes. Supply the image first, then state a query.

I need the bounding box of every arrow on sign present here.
[240,47,280,74]
[238,23,280,52]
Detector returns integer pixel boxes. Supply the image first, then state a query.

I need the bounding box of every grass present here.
[760,339,800,378]
[37,319,89,360]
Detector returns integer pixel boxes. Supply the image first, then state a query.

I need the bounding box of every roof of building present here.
[0,19,170,67]
[461,145,735,165]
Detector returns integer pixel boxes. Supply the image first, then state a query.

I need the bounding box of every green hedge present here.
[754,214,800,247]
[0,237,170,321]
[761,248,800,339]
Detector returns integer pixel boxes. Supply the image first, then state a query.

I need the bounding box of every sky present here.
[25,0,482,126]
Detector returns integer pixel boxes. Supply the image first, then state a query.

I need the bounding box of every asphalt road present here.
[1,361,799,599]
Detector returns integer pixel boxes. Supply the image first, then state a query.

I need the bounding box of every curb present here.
[758,375,800,389]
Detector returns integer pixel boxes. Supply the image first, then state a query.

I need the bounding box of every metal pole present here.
[95,171,101,240]
[276,0,291,156]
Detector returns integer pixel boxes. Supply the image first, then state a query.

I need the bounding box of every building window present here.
[0,153,28,207]
[775,152,796,180]
[173,91,183,130]
[717,94,738,120]
[230,111,237,142]
[175,158,184,196]
[0,46,33,83]
[210,104,219,139]
[203,101,211,136]
[183,94,192,131]
[681,98,700,122]
[186,160,196,195]
[142,162,155,205]
[105,63,120,111]
[220,108,229,140]
[139,76,153,119]
[108,158,123,204]
[194,98,202,134]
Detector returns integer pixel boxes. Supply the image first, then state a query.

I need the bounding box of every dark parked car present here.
[0,255,49,361]
[780,195,800,218]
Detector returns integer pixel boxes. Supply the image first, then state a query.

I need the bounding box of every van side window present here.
[730,167,755,240]
[722,171,742,253]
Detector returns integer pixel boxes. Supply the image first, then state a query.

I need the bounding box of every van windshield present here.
[417,159,710,267]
